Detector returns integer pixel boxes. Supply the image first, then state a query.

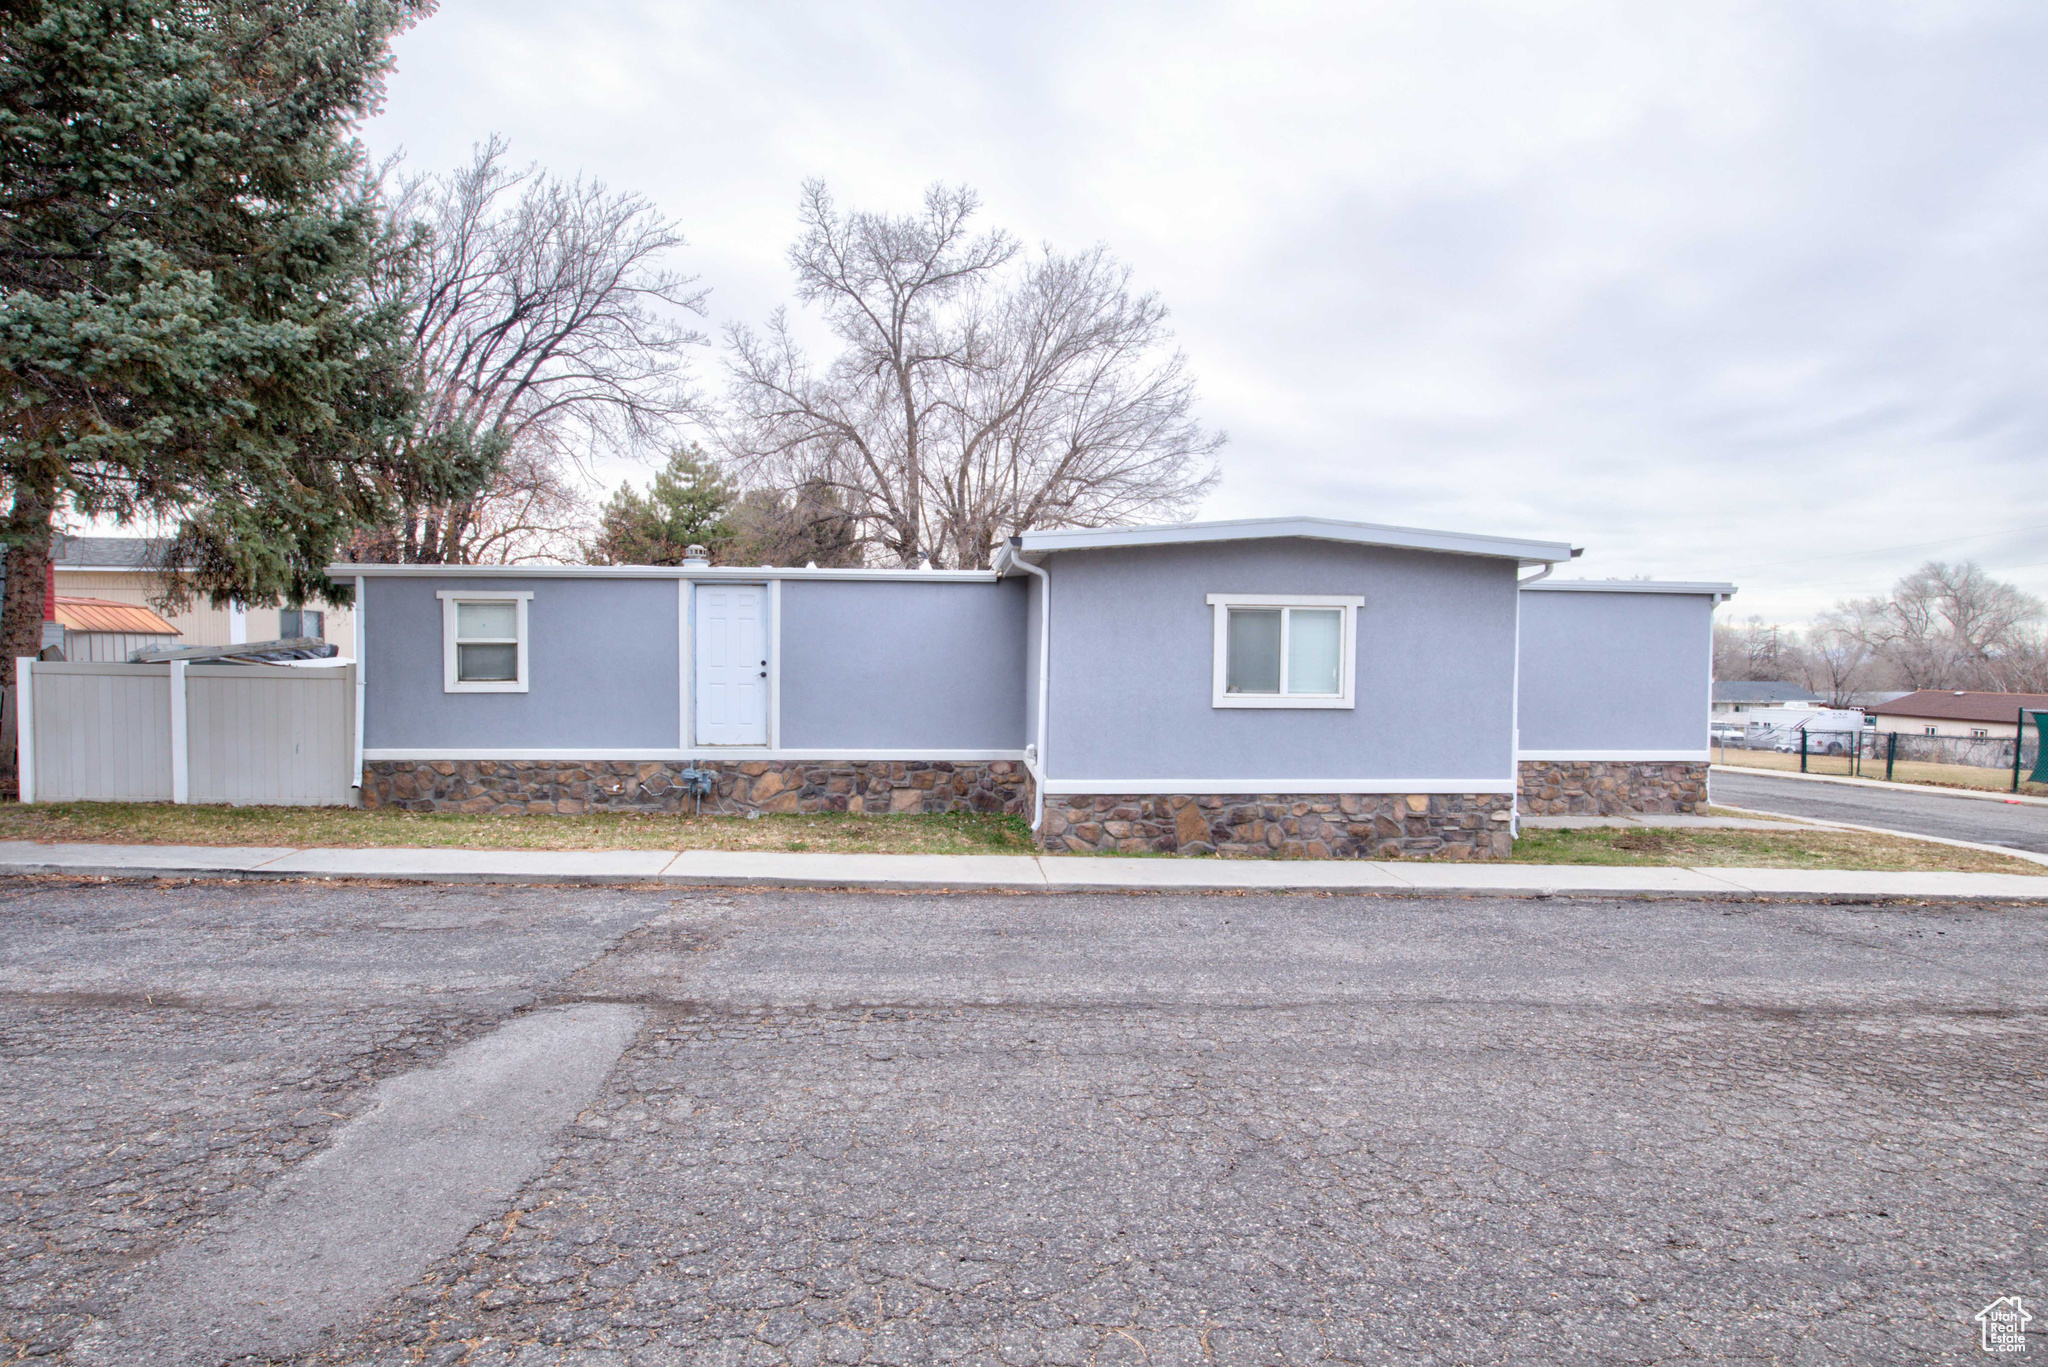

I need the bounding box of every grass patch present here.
[0,800,2036,874]
[0,801,1035,856]
[1715,748,2048,798]
[1506,824,2038,873]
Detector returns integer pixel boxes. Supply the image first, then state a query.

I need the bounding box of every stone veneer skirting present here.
[1517,760,1708,816]
[362,759,1032,817]
[1039,792,1515,859]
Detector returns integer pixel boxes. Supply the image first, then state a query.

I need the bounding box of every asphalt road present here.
[2,878,2044,1366]
[1713,766,2048,853]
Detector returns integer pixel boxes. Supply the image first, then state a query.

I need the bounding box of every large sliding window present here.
[1206,593,1361,709]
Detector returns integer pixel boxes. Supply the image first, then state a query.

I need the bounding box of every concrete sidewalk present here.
[3,839,2047,899]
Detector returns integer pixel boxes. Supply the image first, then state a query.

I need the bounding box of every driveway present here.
[1713,766,2048,852]
[1,878,2043,1366]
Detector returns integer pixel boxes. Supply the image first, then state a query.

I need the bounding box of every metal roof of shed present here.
[53,596,179,635]
[1011,517,1578,566]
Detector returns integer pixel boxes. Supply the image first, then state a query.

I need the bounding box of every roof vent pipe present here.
[682,545,709,568]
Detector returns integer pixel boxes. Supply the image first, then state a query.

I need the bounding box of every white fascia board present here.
[1013,517,1576,566]
[1522,579,1738,598]
[330,563,1000,584]
[1042,777,1518,796]
[1517,749,1711,762]
[362,748,1029,763]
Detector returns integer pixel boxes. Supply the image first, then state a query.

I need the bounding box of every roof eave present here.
[1011,516,1577,566]
[327,563,1003,582]
[1523,579,1738,598]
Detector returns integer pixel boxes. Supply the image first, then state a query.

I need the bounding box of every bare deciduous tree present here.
[1834,561,2045,691]
[1713,616,1806,683]
[1801,616,1874,706]
[719,182,1223,569]
[357,137,706,563]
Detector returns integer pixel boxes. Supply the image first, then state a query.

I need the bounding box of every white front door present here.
[695,584,769,746]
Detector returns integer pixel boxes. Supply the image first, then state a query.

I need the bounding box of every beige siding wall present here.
[53,571,355,654]
[1871,714,2019,739]
[63,630,180,663]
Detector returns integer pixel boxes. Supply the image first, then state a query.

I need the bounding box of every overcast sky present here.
[360,0,2048,623]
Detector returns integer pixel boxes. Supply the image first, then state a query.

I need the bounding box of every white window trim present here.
[438,590,532,694]
[1205,593,1363,710]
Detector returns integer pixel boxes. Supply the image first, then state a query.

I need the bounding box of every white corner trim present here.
[676,579,691,750]
[1206,594,1361,710]
[1517,749,1710,763]
[768,578,783,751]
[440,590,532,694]
[360,748,1031,763]
[1042,777,1518,796]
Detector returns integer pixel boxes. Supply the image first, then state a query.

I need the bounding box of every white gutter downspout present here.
[1000,541,1052,833]
[1510,550,1578,838]
[352,575,366,793]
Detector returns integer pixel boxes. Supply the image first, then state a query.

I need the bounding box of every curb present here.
[8,860,2048,902]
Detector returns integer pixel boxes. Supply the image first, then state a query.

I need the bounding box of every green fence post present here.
[2015,710,2026,793]
[1800,727,1807,774]
[1886,731,1896,782]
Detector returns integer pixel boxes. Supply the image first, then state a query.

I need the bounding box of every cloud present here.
[364,0,2048,621]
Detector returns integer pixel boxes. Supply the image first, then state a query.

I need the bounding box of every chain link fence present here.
[1715,726,2045,788]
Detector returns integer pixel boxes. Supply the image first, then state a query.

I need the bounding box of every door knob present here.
[758,670,766,677]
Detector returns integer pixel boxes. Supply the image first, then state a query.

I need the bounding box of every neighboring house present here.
[336,516,1737,856]
[1865,690,2048,739]
[53,596,181,662]
[50,536,354,654]
[1711,680,1819,721]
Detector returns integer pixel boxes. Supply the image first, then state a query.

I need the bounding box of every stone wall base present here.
[1517,760,1708,816]
[362,759,1031,817]
[1039,792,1515,859]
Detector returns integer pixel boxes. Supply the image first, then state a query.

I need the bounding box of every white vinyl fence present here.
[16,659,357,806]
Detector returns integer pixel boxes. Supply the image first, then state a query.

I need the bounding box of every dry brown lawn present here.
[0,801,2036,873]
[0,802,1034,855]
[1507,824,2038,873]
[1716,748,2048,797]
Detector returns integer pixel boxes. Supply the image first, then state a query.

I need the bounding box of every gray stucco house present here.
[335,516,1733,858]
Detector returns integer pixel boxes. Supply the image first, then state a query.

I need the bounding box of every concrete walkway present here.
[3,839,2047,899]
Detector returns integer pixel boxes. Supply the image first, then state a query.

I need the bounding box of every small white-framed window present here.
[1925,726,1938,736]
[1971,727,1989,739]
[1205,593,1362,709]
[438,590,532,693]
